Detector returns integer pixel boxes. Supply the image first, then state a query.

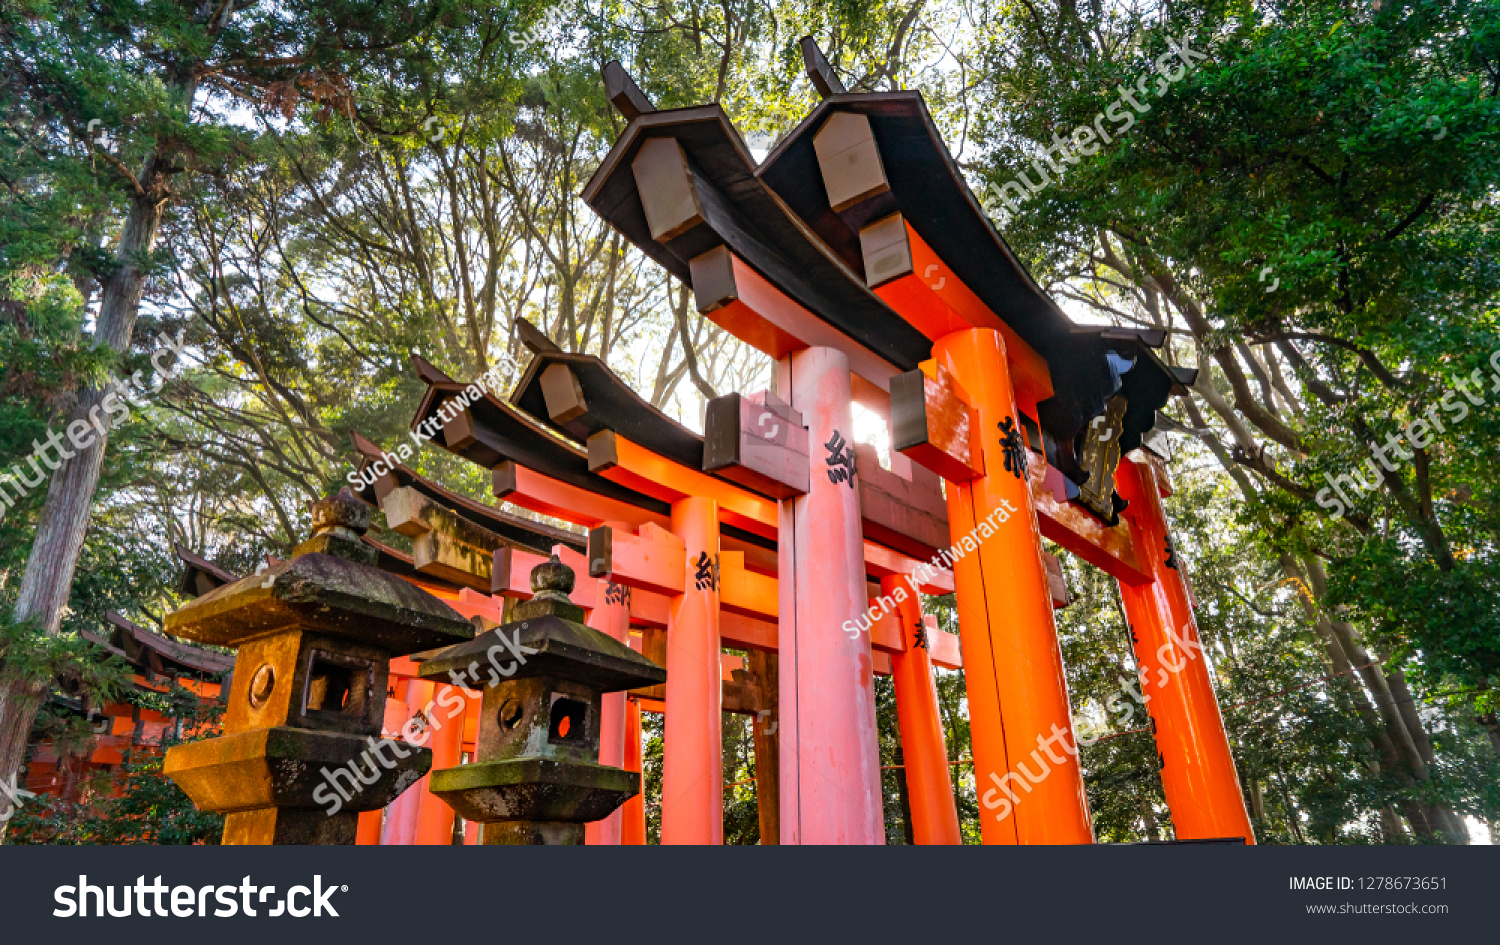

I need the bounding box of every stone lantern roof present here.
[165,488,474,655]
[419,555,666,693]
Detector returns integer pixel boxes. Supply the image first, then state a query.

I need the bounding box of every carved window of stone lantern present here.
[547,693,590,745]
[301,650,376,724]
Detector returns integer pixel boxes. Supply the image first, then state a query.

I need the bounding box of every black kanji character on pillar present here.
[694,551,720,591]
[1163,537,1180,571]
[912,618,929,651]
[997,417,1028,479]
[824,429,856,488]
[605,582,631,606]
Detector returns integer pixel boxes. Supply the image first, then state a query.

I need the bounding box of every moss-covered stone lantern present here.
[418,555,666,844]
[163,488,475,844]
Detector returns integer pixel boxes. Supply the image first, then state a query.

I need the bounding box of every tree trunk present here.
[0,174,168,843]
[1379,807,1406,843]
[1275,771,1307,844]
[1249,777,1265,823]
[892,744,914,845]
[1140,795,1163,841]
[1478,711,1500,758]
[1301,556,1467,843]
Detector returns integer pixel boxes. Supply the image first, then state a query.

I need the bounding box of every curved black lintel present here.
[409,357,672,518]
[1039,328,1190,489]
[511,350,707,472]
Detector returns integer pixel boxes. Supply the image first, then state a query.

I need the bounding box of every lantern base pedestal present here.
[429,756,639,824]
[224,807,360,846]
[165,726,432,815]
[480,821,586,845]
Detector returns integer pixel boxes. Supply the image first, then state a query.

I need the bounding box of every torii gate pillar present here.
[622,630,647,845]
[1115,456,1255,842]
[585,568,633,845]
[880,574,961,844]
[776,346,884,844]
[929,328,1094,844]
[661,498,724,844]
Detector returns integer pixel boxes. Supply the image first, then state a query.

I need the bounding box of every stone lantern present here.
[163,488,475,844]
[418,555,666,844]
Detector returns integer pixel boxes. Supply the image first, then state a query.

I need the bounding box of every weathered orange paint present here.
[1029,460,1149,586]
[874,221,1053,413]
[943,485,1015,844]
[718,550,777,620]
[593,432,778,540]
[776,346,884,844]
[703,251,901,391]
[880,574,961,844]
[661,498,724,844]
[1116,456,1255,843]
[380,680,431,846]
[907,356,1147,585]
[863,540,955,596]
[622,693,646,845]
[586,571,632,845]
[356,810,383,845]
[494,460,671,531]
[414,683,465,844]
[932,328,1094,845]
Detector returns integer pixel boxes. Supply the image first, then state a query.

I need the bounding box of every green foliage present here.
[721,707,762,844]
[9,681,224,845]
[0,613,129,706]
[643,708,663,843]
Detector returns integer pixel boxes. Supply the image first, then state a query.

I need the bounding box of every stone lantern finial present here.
[292,487,376,565]
[531,553,575,600]
[513,553,586,623]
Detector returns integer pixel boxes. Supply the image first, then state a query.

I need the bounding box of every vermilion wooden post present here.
[586,571,632,845]
[622,694,646,845]
[414,683,465,844]
[661,498,723,844]
[380,680,431,845]
[356,810,383,845]
[776,346,883,844]
[1115,456,1255,842]
[880,573,961,844]
[933,328,1094,845]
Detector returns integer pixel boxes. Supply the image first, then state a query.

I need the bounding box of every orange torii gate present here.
[331,47,1249,846]
[570,46,1252,844]
[406,342,966,844]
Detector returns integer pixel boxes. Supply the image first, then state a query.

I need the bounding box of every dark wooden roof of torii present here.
[507,337,949,560]
[756,91,1073,355]
[579,102,931,371]
[510,345,706,472]
[409,355,673,517]
[348,430,585,554]
[411,355,780,553]
[752,76,1197,490]
[175,545,239,600]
